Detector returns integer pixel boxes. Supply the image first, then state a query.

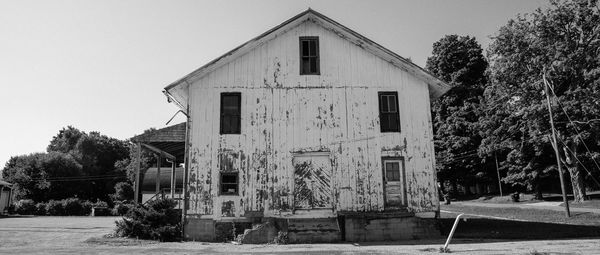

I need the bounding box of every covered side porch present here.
[131,122,187,207]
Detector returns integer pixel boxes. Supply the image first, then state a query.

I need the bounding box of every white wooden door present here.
[383,159,405,209]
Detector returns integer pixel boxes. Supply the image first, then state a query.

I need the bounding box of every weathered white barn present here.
[163,9,450,242]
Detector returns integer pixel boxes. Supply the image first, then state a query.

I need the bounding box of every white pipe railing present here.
[442,213,465,252]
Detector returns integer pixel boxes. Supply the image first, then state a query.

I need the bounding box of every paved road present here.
[1,216,599,254]
[453,201,600,214]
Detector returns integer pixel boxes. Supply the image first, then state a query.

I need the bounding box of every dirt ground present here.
[1,216,599,254]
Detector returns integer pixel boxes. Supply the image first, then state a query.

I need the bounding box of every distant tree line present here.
[2,126,134,203]
[430,0,600,202]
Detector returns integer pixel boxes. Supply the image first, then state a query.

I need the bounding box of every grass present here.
[84,237,159,246]
[442,204,600,226]
[469,194,538,204]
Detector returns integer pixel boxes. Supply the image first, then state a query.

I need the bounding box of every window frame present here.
[220,92,242,134]
[299,36,320,75]
[378,91,401,132]
[219,172,239,196]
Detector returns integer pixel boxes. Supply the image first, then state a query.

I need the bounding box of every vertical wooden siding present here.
[187,19,439,218]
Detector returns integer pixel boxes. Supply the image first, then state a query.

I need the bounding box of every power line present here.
[30,174,127,182]
[556,133,600,188]
[546,82,600,173]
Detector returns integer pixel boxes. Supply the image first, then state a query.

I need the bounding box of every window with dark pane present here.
[299,37,320,75]
[378,91,400,132]
[220,172,238,195]
[220,92,241,134]
[385,162,400,181]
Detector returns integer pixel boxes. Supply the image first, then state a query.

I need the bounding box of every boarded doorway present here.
[293,152,333,209]
[382,157,406,209]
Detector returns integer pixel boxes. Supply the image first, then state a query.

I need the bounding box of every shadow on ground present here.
[438,217,600,240]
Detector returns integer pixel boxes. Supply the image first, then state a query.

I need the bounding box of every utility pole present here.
[543,72,570,217]
[495,152,503,197]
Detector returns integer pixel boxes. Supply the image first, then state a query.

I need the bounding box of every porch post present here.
[156,154,161,195]
[170,159,176,198]
[134,142,141,204]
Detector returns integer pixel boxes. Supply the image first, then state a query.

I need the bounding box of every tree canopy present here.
[426,35,489,194]
[3,127,129,202]
[482,0,600,201]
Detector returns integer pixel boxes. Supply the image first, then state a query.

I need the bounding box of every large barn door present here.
[293,153,332,209]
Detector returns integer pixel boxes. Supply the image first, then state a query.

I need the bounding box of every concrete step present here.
[287,217,341,243]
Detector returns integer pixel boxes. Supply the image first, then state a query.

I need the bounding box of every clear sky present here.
[0,0,546,168]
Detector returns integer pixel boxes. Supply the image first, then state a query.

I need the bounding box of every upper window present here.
[379,92,400,132]
[299,37,320,75]
[220,92,241,134]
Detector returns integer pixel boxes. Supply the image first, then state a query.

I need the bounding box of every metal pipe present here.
[443,213,464,251]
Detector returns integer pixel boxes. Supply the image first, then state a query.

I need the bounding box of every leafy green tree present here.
[483,0,600,201]
[3,127,130,202]
[426,35,488,194]
[47,126,84,153]
[2,152,83,201]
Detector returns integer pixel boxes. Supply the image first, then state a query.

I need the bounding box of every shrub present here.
[35,202,47,215]
[114,198,181,241]
[15,199,36,215]
[62,198,87,215]
[46,200,65,215]
[511,192,520,202]
[112,182,134,202]
[93,200,108,208]
[112,201,134,216]
[82,200,94,215]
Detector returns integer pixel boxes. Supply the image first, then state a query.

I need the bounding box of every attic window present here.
[299,37,320,75]
[220,92,241,134]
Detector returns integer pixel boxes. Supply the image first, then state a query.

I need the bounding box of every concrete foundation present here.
[184,212,440,243]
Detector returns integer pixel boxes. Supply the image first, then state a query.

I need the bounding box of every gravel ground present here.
[1,216,599,254]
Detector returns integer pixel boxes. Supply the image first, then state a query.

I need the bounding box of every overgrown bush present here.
[35,202,47,215]
[14,199,36,215]
[62,198,87,215]
[82,200,93,214]
[111,182,134,202]
[114,198,181,241]
[93,200,108,208]
[46,200,65,215]
[112,201,134,216]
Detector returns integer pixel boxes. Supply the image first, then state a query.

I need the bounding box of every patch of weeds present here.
[418,247,437,252]
[439,247,451,253]
[271,231,288,245]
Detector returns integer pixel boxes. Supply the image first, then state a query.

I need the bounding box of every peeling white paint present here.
[186,20,439,219]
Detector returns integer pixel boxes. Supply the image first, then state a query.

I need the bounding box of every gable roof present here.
[163,9,451,111]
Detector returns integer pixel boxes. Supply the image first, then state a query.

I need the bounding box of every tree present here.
[426,35,488,195]
[483,0,600,201]
[2,152,83,201]
[47,126,84,153]
[3,127,130,202]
